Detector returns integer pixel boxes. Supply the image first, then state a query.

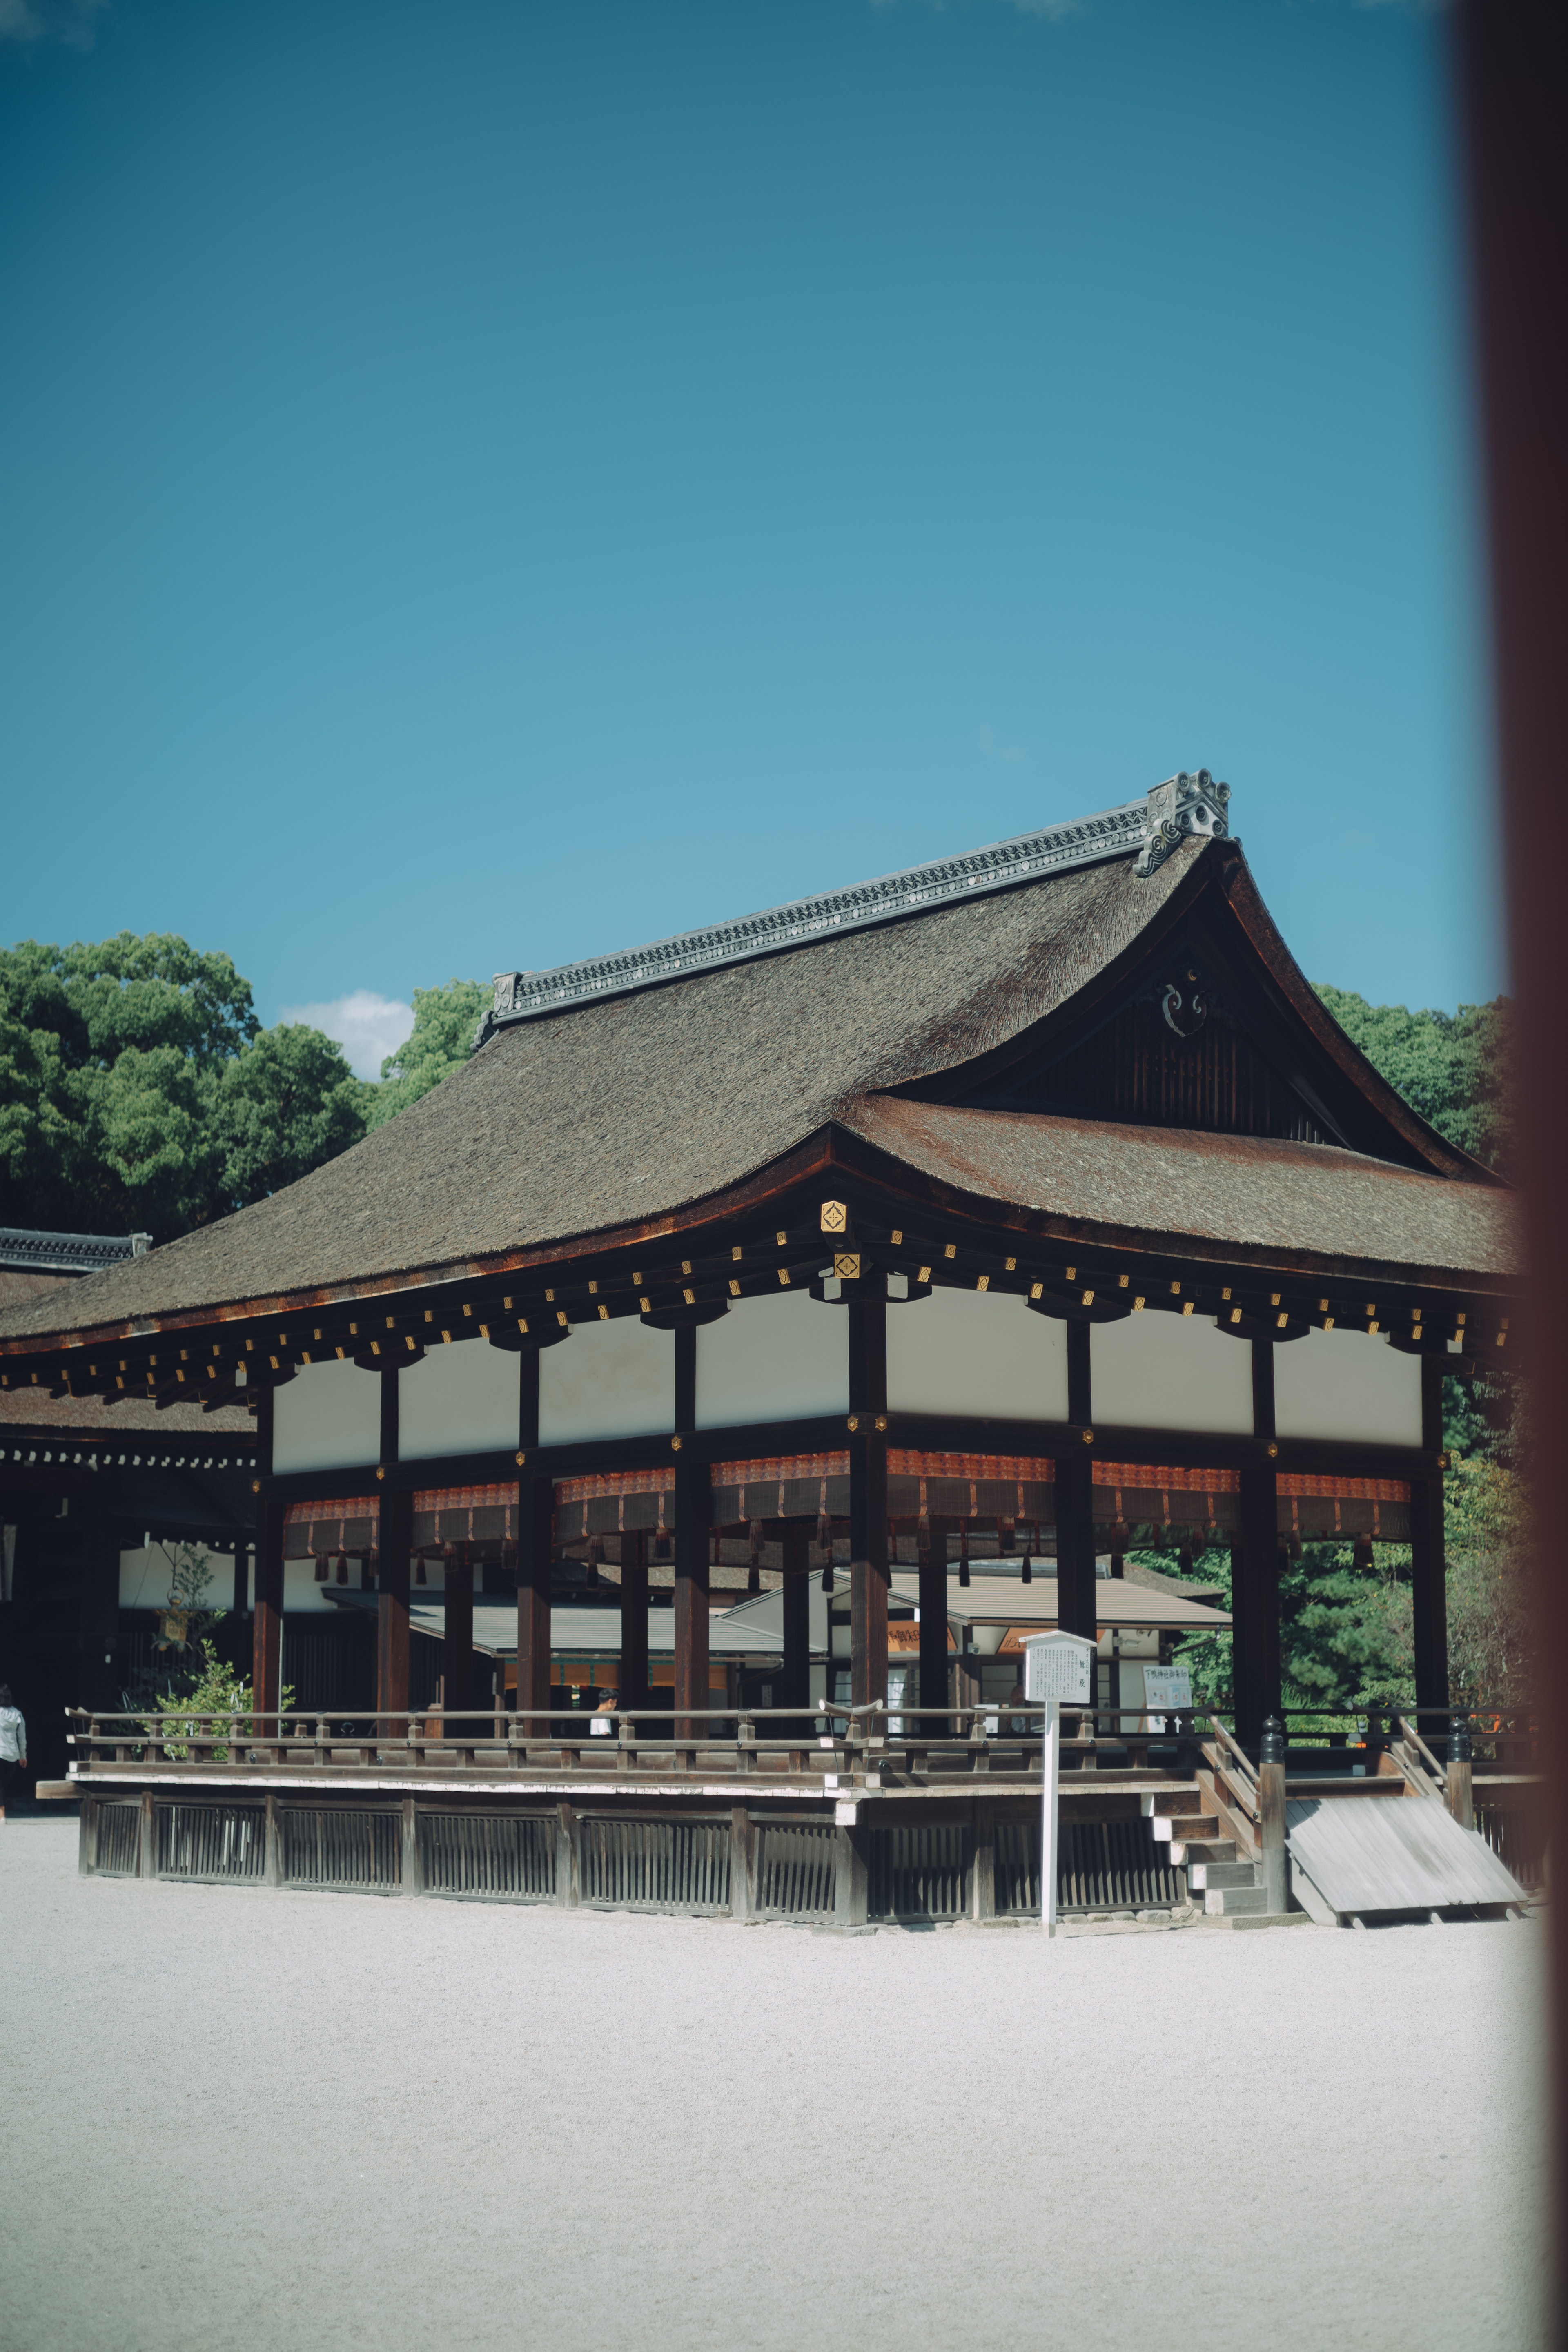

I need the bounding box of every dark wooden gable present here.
[893,843,1482,1178]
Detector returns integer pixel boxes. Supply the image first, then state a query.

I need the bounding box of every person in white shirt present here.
[588,1690,618,1736]
[0,1686,27,1820]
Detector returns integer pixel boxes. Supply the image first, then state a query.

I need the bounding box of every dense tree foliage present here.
[0,935,368,1241]
[1314,983,1512,1171]
[366,978,488,1127]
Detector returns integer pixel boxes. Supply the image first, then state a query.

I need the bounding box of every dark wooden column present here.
[1232,1338,1281,1746]
[673,1454,712,1736]
[849,1296,889,1711]
[1411,1355,1450,1715]
[918,1522,951,1717]
[1054,1462,1097,1640]
[515,1474,553,1721]
[1054,1321,1097,1640]
[619,1528,650,1715]
[379,1364,399,1467]
[444,1543,474,1716]
[232,1544,250,1621]
[377,1486,412,1733]
[253,1494,285,1722]
[1236,1464,1280,1751]
[780,1521,811,1713]
[74,1513,120,1715]
[850,1435,889,1711]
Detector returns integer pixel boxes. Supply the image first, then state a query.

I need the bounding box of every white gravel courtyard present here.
[0,1820,1548,2352]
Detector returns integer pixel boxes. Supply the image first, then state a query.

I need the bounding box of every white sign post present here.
[1022,1630,1098,1938]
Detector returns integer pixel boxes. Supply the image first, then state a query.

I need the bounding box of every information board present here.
[1022,1632,1095,1705]
[1141,1664,1192,1713]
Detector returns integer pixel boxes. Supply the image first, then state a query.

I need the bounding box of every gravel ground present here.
[0,1820,1548,2352]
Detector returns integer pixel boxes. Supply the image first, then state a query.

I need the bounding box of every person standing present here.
[588,1688,618,1737]
[0,1686,27,1821]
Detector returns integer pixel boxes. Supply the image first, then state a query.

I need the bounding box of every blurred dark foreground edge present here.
[1456,1,1568,2339]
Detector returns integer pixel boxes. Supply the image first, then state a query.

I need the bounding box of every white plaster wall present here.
[273,1357,381,1474]
[885,1287,1070,1422]
[537,1318,675,1445]
[1090,1312,1254,1434]
[119,1545,178,1610]
[1273,1326,1424,1448]
[400,1339,521,1460]
[695,1293,847,1429]
[281,1559,357,1613]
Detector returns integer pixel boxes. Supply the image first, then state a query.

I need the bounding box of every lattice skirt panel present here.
[578,1818,731,1913]
[419,1811,556,1900]
[282,1807,401,1891]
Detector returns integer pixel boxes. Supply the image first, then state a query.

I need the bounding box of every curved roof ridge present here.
[480,771,1230,1038]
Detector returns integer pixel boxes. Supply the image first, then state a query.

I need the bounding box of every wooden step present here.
[1150,1813,1216,1843]
[1204,1882,1270,1915]
[1172,1838,1237,1865]
[1187,1859,1259,1891]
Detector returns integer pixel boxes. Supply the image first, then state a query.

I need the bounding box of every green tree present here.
[154,1645,294,1762]
[214,1023,370,1204]
[0,933,369,1239]
[367,977,486,1127]
[1314,982,1512,1170]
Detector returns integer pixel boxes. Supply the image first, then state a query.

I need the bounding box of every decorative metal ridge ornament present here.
[477,770,1231,1043]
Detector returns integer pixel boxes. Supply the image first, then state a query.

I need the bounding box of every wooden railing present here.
[65,1703,1207,1784]
[1199,1713,1261,1832]
[1255,1705,1539,1773]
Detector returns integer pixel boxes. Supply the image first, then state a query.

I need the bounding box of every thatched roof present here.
[0,829,1516,1350]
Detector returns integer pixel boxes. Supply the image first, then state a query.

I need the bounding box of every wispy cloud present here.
[275,989,415,1081]
[0,0,110,47]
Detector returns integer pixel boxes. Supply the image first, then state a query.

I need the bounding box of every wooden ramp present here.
[1286,1794,1527,1927]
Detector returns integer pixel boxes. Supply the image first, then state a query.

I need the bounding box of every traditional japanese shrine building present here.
[0,775,1525,1921]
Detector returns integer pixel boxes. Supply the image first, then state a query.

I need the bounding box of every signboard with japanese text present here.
[1022,1632,1095,1705]
[1142,1664,1192,1713]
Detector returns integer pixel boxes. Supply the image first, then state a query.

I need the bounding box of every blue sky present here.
[0,0,1495,1077]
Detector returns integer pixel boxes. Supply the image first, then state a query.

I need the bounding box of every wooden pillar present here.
[377,1486,412,1733]
[1412,1358,1450,1714]
[673,1455,712,1737]
[444,1543,474,1716]
[1054,1452,1096,1640]
[379,1364,399,1467]
[253,1494,284,1722]
[1236,1460,1279,1750]
[1258,1715,1288,1915]
[1231,1338,1283,1748]
[619,1529,650,1715]
[918,1518,950,1717]
[849,1295,889,1712]
[833,1817,869,1929]
[1446,1716,1474,1832]
[1055,1321,1097,1640]
[78,1513,121,1714]
[851,1505,889,1712]
[780,1521,811,1713]
[515,1474,553,1722]
[1410,1472,1450,1715]
[232,1544,250,1619]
